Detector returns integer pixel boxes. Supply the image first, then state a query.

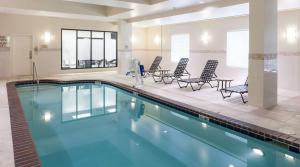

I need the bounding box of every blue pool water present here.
[16,82,300,167]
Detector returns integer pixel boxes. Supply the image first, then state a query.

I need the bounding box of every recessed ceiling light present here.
[252,148,264,156]
[228,164,234,167]
[163,130,168,134]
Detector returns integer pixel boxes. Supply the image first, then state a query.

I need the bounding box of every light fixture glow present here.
[131,36,136,44]
[284,154,294,161]
[43,112,52,122]
[155,105,159,110]
[252,148,264,156]
[154,35,161,45]
[201,122,207,128]
[131,102,136,109]
[201,32,210,45]
[228,164,235,167]
[131,98,136,102]
[42,32,52,44]
[286,27,297,42]
[163,130,168,134]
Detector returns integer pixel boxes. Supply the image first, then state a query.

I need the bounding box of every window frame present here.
[61,28,118,70]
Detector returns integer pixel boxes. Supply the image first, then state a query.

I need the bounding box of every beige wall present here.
[0,13,118,78]
[133,10,300,90]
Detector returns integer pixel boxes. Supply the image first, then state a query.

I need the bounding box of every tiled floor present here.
[1,71,300,166]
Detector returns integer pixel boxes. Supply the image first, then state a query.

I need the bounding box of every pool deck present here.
[2,71,300,166]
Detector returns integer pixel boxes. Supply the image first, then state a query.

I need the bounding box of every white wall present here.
[0,13,118,79]
[133,10,300,90]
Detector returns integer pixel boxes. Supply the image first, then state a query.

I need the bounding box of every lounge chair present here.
[107,59,117,67]
[153,58,190,84]
[144,56,162,77]
[220,78,248,103]
[177,60,218,91]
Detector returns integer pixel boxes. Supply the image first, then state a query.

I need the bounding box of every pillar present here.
[118,20,133,75]
[248,0,278,108]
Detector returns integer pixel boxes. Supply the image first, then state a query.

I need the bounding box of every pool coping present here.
[6,79,300,166]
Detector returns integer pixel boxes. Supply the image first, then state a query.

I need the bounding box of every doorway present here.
[12,35,33,77]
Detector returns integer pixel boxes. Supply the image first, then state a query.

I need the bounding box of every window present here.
[61,29,117,69]
[171,34,190,62]
[226,30,249,68]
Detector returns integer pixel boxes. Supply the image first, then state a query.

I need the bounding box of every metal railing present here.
[32,62,39,85]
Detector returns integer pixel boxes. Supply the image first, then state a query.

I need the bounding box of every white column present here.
[248,0,278,108]
[118,20,133,75]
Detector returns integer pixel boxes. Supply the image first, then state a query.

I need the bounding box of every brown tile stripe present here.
[7,82,41,167]
[249,53,278,60]
[6,79,300,167]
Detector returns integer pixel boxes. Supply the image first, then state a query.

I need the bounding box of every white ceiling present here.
[0,0,300,27]
[132,0,300,27]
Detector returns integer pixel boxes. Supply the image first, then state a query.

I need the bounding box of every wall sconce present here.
[286,27,297,42]
[131,35,136,45]
[201,32,210,45]
[154,35,161,45]
[41,32,53,48]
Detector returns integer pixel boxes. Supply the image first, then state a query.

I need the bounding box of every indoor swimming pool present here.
[16,82,300,167]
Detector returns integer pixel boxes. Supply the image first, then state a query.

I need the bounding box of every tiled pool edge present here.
[6,82,41,167]
[6,79,300,166]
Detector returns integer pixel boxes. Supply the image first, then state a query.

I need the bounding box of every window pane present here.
[78,31,91,38]
[92,39,104,68]
[105,32,117,67]
[226,30,249,68]
[171,34,190,62]
[78,38,91,68]
[62,30,76,69]
[92,32,104,38]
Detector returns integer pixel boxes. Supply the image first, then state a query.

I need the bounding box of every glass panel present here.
[92,85,104,116]
[92,39,104,68]
[78,31,91,38]
[105,32,117,67]
[105,87,116,113]
[62,86,77,122]
[77,85,91,119]
[78,38,91,68]
[62,30,76,69]
[92,32,104,38]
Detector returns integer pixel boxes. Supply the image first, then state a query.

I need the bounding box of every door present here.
[12,35,33,76]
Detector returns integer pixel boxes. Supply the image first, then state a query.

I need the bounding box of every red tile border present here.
[6,79,300,167]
